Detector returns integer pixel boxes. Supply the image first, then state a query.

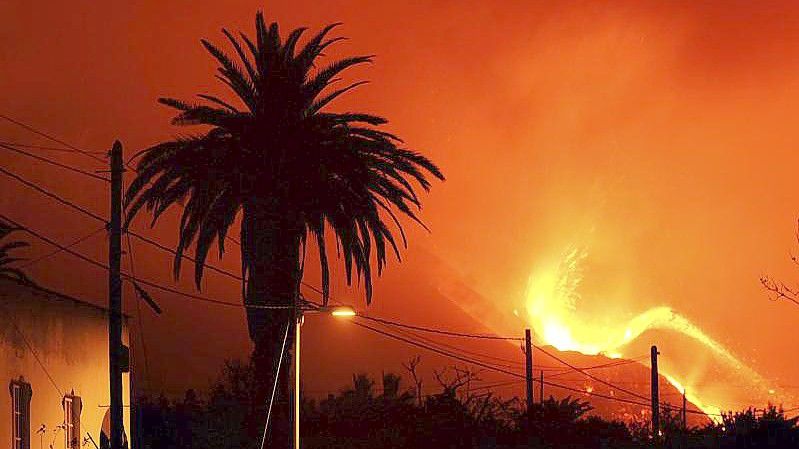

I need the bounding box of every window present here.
[63,395,81,449]
[12,384,21,449]
[9,379,31,449]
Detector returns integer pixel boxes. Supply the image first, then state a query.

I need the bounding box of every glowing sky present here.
[3,1,799,410]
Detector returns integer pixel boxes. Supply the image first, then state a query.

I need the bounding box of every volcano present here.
[421,247,787,423]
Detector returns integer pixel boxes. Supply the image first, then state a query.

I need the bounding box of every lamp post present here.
[294,303,356,448]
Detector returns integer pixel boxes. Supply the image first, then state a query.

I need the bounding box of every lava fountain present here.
[524,245,776,420]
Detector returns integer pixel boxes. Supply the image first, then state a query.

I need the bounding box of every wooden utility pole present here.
[682,388,687,426]
[525,329,534,415]
[108,141,124,449]
[682,388,688,448]
[294,314,302,449]
[539,369,544,404]
[651,345,660,441]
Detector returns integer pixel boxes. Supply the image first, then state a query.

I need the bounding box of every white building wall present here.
[0,277,130,449]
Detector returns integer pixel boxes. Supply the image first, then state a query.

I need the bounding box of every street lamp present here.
[328,306,357,317]
[294,302,355,449]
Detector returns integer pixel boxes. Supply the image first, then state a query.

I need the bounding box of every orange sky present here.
[3,1,799,411]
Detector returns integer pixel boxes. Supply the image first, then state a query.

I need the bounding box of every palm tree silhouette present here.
[0,220,32,284]
[124,11,443,446]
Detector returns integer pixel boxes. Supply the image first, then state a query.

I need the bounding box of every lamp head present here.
[328,305,356,318]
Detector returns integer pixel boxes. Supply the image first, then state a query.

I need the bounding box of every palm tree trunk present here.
[242,201,304,449]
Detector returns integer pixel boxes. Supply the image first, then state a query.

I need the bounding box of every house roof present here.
[0,274,129,318]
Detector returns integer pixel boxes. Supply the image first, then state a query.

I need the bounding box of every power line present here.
[0,112,324,300]
[1,162,259,287]
[533,344,651,402]
[0,297,63,396]
[0,212,727,418]
[0,135,328,302]
[368,319,529,370]
[556,377,655,385]
[4,214,296,311]
[469,379,526,392]
[346,304,725,417]
[0,164,107,222]
[358,314,524,341]
[2,159,530,349]
[0,161,313,311]
[0,143,110,182]
[0,112,106,163]
[0,163,252,285]
[302,271,694,410]
[357,313,648,375]
[353,319,727,416]
[0,140,105,155]
[0,214,249,310]
[351,319,653,409]
[0,116,775,420]
[352,319,526,379]
[546,356,649,378]
[19,226,106,269]
[125,223,151,389]
[0,153,535,364]
[0,122,764,418]
[1,229,725,419]
[370,318,571,372]
[0,130,245,287]
[2,179,640,398]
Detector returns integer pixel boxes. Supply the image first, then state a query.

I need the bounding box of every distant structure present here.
[0,276,131,449]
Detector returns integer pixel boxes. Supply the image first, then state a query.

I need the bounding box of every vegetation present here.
[124,11,443,446]
[0,219,32,284]
[138,360,799,449]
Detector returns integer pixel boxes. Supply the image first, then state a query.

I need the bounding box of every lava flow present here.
[523,245,777,421]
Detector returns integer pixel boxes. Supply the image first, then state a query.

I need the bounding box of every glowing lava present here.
[524,245,773,421]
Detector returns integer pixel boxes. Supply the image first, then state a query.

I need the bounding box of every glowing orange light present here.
[522,244,774,423]
[330,306,356,317]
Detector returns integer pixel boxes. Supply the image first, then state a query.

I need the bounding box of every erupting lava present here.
[523,246,775,421]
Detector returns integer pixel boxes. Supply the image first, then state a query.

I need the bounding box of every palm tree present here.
[124,11,443,446]
[0,220,32,284]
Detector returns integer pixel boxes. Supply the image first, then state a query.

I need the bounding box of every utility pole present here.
[682,388,687,448]
[108,141,124,449]
[539,370,544,404]
[294,313,302,449]
[525,329,534,416]
[651,345,660,441]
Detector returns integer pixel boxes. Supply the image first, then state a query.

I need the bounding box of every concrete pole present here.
[294,314,302,449]
[539,370,544,404]
[651,345,660,441]
[525,329,534,415]
[108,141,124,449]
[682,388,688,448]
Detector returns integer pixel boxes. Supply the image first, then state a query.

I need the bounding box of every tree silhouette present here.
[139,360,799,449]
[707,406,799,449]
[123,11,443,447]
[0,219,32,284]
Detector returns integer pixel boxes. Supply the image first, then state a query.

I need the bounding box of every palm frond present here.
[0,219,33,285]
[124,11,444,305]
